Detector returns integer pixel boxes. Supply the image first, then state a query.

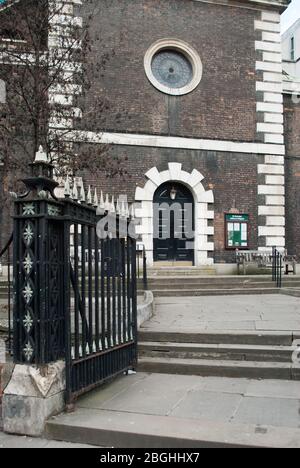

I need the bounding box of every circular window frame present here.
[144,39,203,96]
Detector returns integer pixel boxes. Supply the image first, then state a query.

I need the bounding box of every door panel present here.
[153,182,194,263]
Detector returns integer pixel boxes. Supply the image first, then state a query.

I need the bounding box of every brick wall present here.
[284,95,300,158]
[82,0,258,142]
[82,145,259,263]
[284,94,300,257]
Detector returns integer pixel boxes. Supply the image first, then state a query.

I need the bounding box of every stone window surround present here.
[144,39,203,96]
[135,163,214,266]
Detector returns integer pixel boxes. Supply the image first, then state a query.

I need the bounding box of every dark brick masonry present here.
[76,0,262,263]
[82,145,260,263]
[81,0,258,143]
[284,95,300,259]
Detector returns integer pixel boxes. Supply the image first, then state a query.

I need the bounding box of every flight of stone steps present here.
[138,329,300,381]
[139,270,300,297]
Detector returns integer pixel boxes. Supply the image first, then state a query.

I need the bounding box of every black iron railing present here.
[272,247,283,288]
[0,233,13,355]
[6,147,139,404]
[64,201,137,403]
[137,245,148,291]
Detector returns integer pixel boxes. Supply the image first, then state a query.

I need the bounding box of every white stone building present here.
[282,18,300,78]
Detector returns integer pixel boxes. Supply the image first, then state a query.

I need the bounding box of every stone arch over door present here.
[135,163,214,266]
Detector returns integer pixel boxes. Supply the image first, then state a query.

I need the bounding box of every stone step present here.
[145,282,300,290]
[149,267,217,276]
[281,288,300,298]
[139,341,294,363]
[45,407,300,448]
[145,274,300,281]
[144,276,300,284]
[138,330,298,346]
[151,288,281,296]
[138,356,299,380]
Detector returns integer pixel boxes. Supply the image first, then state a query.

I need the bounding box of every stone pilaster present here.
[255,11,286,250]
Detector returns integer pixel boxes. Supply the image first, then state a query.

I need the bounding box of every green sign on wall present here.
[225,214,249,223]
[225,214,249,248]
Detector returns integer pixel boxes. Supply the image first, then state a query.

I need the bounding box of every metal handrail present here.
[272,246,283,288]
[137,245,148,291]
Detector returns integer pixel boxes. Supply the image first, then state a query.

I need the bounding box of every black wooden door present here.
[153,182,194,263]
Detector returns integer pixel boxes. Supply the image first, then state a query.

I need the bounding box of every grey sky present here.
[281,0,300,33]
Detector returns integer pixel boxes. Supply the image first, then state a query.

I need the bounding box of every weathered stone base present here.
[0,362,14,402]
[2,361,65,437]
[138,291,154,329]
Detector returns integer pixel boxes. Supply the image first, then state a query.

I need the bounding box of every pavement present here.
[0,432,97,448]
[45,294,300,447]
[142,294,300,332]
[74,372,300,428]
[3,293,300,447]
[47,372,300,448]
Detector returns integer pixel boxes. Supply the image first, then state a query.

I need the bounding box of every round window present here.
[151,49,193,90]
[144,39,203,96]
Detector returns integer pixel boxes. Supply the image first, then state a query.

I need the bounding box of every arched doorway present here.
[135,163,214,266]
[153,182,195,263]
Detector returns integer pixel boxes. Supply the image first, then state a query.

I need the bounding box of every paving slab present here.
[78,372,147,409]
[200,377,251,395]
[0,432,96,448]
[232,396,300,428]
[80,373,203,417]
[245,380,300,400]
[204,321,256,330]
[255,321,300,331]
[46,373,300,447]
[170,389,242,422]
[261,311,300,321]
[46,406,300,448]
[142,294,300,333]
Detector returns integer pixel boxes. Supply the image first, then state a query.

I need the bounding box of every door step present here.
[139,341,294,362]
[149,267,217,276]
[142,274,300,296]
[150,288,281,296]
[45,407,300,448]
[138,330,298,346]
[137,356,299,380]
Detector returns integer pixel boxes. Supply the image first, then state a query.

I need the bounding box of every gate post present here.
[2,148,66,436]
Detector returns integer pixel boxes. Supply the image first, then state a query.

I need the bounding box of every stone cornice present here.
[194,0,290,13]
[283,75,300,95]
[0,0,291,14]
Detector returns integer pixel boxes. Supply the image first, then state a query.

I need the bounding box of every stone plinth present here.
[2,361,65,436]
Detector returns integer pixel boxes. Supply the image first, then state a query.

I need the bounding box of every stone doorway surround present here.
[135,163,214,266]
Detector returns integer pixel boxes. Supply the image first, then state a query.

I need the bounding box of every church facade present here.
[2,0,300,271]
[75,0,296,270]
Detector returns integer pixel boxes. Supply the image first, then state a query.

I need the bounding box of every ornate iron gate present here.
[64,199,137,404]
[10,149,138,405]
